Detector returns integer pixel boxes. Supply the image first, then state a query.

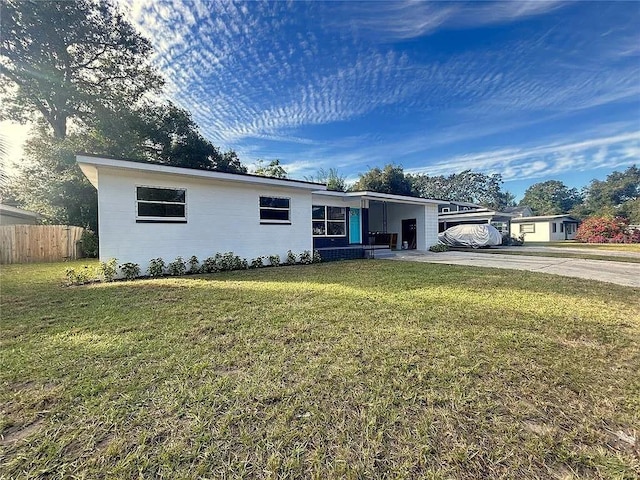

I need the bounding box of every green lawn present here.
[1,260,639,479]
[466,249,640,263]
[526,242,640,253]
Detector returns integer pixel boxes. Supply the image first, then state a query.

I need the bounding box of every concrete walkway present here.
[391,250,640,288]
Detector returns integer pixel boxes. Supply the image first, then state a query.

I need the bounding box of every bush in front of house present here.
[97,258,118,282]
[575,216,640,243]
[268,254,280,267]
[120,262,140,280]
[148,257,166,277]
[167,257,187,276]
[65,265,94,285]
[502,234,525,246]
[428,243,449,252]
[188,256,200,274]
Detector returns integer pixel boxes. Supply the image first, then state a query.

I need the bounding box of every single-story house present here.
[510,215,580,242]
[438,201,514,234]
[76,154,440,269]
[0,204,41,225]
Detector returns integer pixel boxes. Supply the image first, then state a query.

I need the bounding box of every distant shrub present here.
[120,262,140,280]
[148,257,166,277]
[250,256,265,269]
[65,265,94,285]
[188,256,200,274]
[285,250,297,265]
[575,216,639,243]
[428,243,449,252]
[299,250,313,264]
[78,230,99,258]
[202,255,220,273]
[98,258,118,282]
[167,256,187,276]
[312,249,322,263]
[502,234,525,246]
[268,254,280,267]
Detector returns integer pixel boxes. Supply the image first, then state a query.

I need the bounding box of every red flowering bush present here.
[575,216,639,243]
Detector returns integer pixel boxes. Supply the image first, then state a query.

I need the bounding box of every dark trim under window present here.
[136,186,186,223]
[260,196,290,224]
[313,205,346,237]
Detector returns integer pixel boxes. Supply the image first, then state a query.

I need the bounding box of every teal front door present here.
[349,208,361,244]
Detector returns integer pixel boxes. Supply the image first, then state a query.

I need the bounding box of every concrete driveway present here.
[391,249,640,288]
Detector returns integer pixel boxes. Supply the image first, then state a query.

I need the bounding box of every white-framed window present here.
[312,205,346,237]
[259,196,290,224]
[519,223,535,233]
[136,186,186,223]
[552,223,557,233]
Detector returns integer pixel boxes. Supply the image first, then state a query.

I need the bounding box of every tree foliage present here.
[573,166,640,222]
[352,164,413,196]
[0,0,163,138]
[408,170,514,209]
[254,159,287,178]
[519,180,582,215]
[574,216,640,244]
[304,168,347,191]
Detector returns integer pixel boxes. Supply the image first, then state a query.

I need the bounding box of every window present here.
[519,223,535,233]
[441,207,450,213]
[260,196,290,223]
[560,223,564,233]
[136,186,186,222]
[312,205,346,236]
[552,223,557,233]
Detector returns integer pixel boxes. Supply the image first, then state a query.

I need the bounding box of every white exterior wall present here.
[511,221,550,242]
[97,168,313,269]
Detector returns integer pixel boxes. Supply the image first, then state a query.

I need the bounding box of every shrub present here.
[268,254,280,267]
[429,243,449,252]
[78,230,99,258]
[98,258,118,282]
[250,256,264,269]
[167,256,187,276]
[148,257,166,277]
[312,249,322,263]
[202,255,220,273]
[285,250,297,265]
[575,216,638,243]
[502,234,525,246]
[299,250,313,264]
[65,265,93,285]
[188,256,200,274]
[120,262,140,280]
[219,252,245,271]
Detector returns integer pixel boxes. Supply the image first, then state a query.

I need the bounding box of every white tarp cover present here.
[438,224,503,248]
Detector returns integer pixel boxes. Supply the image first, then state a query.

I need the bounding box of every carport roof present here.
[312,190,441,206]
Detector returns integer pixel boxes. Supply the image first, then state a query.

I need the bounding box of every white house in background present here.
[510,215,580,242]
[438,200,515,234]
[76,154,440,269]
[0,204,41,225]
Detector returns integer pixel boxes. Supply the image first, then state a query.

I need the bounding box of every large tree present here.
[254,159,287,178]
[0,0,163,138]
[352,164,413,196]
[408,170,514,209]
[573,166,640,222]
[304,168,347,192]
[519,180,582,215]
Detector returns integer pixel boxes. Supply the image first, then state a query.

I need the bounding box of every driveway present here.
[391,249,640,288]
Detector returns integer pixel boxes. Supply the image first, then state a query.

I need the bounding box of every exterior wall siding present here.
[97,168,313,270]
[511,221,550,242]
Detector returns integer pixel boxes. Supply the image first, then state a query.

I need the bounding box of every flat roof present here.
[511,215,579,222]
[0,204,40,219]
[76,153,326,191]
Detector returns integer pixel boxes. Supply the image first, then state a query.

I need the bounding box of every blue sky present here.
[118,1,637,197]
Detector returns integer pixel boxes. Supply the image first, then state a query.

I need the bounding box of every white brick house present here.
[77,154,440,268]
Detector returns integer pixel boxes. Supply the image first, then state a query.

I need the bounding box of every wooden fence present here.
[0,225,85,264]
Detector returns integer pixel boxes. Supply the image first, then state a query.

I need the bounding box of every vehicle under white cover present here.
[437,224,503,248]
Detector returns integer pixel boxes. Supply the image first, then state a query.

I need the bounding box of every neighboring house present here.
[438,201,514,234]
[503,205,533,218]
[0,204,40,225]
[510,215,580,242]
[76,154,440,269]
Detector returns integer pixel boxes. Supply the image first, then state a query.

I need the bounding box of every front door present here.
[349,208,361,244]
[402,218,417,249]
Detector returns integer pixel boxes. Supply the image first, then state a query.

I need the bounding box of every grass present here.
[466,249,640,263]
[526,242,640,253]
[1,260,639,479]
